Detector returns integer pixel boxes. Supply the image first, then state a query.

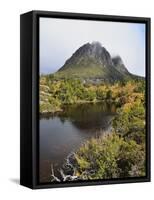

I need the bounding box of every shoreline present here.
[40,99,117,116]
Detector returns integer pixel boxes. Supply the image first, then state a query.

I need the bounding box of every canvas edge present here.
[20,10,151,189]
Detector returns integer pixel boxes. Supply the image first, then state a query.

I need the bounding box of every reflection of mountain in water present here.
[58,102,116,132]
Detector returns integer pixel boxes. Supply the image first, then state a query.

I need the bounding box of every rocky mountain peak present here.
[56,42,134,82]
[112,56,129,75]
[112,56,124,66]
[62,42,113,68]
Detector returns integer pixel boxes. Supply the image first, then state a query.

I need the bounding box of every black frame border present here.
[23,10,151,189]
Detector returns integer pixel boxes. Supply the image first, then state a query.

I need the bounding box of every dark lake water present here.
[39,102,117,183]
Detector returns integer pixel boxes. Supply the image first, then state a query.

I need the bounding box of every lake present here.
[39,102,117,183]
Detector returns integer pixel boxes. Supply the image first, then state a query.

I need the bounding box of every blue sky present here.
[39,17,145,76]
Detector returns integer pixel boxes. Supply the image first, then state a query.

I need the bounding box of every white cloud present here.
[40,17,145,76]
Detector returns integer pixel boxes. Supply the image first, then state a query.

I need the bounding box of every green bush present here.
[112,101,145,144]
[74,133,145,180]
[96,89,106,100]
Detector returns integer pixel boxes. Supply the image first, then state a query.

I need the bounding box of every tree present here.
[106,90,112,100]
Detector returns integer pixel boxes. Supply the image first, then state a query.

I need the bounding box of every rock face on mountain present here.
[112,56,130,75]
[55,42,138,82]
[60,42,113,70]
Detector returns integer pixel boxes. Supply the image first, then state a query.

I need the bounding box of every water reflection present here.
[40,102,116,183]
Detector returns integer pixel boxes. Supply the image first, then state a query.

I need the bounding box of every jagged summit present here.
[55,42,136,82]
[61,42,113,69]
[112,56,129,75]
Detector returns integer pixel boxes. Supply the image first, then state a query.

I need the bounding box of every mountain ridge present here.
[52,41,143,83]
